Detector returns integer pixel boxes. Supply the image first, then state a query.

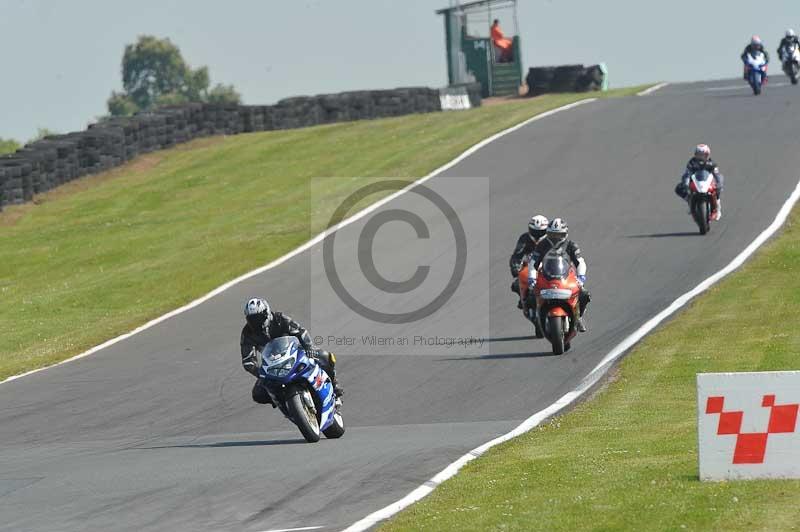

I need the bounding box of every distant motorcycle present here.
[745,50,768,94]
[687,169,719,235]
[781,42,800,85]
[259,336,344,443]
[532,250,582,355]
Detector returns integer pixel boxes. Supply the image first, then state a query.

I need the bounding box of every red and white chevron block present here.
[697,371,800,480]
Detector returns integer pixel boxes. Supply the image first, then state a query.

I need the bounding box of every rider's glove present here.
[301,341,316,357]
[242,347,259,376]
[577,275,586,287]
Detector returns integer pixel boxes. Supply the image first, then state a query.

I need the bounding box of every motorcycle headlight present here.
[266,356,296,377]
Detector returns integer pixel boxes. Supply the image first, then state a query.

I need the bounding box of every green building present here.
[437,0,523,98]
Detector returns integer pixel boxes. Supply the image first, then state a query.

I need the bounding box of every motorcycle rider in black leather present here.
[529,218,590,332]
[778,29,800,61]
[674,144,724,220]
[240,298,343,406]
[509,214,549,309]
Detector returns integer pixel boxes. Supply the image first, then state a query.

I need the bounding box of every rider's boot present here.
[331,377,344,410]
[317,350,344,399]
[577,290,590,333]
[714,198,722,221]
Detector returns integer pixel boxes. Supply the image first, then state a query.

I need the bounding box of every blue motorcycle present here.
[745,50,768,95]
[259,336,345,443]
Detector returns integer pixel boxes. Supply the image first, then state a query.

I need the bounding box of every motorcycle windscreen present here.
[541,253,571,281]
[260,336,301,378]
[693,169,713,182]
[263,336,299,358]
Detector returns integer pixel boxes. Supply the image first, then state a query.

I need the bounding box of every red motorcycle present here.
[688,169,719,235]
[532,250,581,355]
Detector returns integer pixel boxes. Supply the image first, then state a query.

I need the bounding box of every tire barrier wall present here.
[525,64,606,96]
[0,83,482,211]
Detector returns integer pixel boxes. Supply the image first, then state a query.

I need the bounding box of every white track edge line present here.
[259,526,324,532]
[1,98,597,386]
[342,179,800,532]
[637,82,669,96]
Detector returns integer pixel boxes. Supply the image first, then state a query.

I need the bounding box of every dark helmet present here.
[244,297,271,331]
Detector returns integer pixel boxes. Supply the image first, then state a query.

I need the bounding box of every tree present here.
[0,138,19,155]
[107,91,139,117]
[207,83,241,105]
[34,128,60,141]
[107,35,241,116]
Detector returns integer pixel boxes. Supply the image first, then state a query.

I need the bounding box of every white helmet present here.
[694,143,711,161]
[244,297,271,331]
[528,214,549,242]
[546,218,568,246]
[787,29,796,38]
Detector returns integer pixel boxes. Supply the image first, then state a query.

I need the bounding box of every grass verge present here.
[0,86,650,381]
[382,210,800,530]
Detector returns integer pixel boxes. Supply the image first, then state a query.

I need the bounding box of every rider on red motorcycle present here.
[529,218,590,332]
[510,214,549,309]
[674,144,725,221]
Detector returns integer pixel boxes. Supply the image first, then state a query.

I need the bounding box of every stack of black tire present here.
[525,65,605,96]
[0,85,483,211]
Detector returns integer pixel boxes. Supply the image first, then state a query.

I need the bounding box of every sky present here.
[2,0,800,141]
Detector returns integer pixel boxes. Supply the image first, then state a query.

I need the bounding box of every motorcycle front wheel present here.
[287,387,321,443]
[694,200,710,235]
[548,315,565,355]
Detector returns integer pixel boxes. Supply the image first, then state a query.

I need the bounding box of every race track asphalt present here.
[3,77,800,531]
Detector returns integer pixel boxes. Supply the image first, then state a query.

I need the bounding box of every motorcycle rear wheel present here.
[548,315,565,355]
[323,409,345,439]
[287,388,321,443]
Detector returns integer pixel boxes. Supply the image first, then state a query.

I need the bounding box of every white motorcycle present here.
[781,42,800,85]
[745,51,768,95]
[687,169,719,235]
